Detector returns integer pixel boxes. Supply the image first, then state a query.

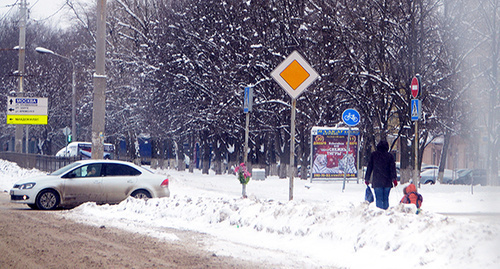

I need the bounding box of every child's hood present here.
[405,183,417,193]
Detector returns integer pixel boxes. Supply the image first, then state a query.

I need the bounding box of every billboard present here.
[310,127,359,180]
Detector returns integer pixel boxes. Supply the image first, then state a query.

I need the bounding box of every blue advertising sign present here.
[342,109,360,126]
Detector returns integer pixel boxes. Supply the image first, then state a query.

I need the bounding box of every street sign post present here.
[6,97,48,125]
[410,75,421,191]
[243,86,253,179]
[271,51,319,200]
[341,109,360,191]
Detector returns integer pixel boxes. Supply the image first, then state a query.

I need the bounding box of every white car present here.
[419,168,455,185]
[10,160,170,210]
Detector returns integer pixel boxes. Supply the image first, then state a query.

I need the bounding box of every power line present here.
[29,0,67,22]
[1,0,19,8]
[0,0,19,21]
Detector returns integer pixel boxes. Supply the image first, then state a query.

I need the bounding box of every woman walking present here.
[364,140,398,210]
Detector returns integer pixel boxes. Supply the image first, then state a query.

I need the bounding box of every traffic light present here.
[67,134,72,143]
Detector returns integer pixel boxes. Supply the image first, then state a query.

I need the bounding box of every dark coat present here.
[364,140,397,188]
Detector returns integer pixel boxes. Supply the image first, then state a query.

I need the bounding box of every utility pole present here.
[91,0,107,159]
[71,67,76,141]
[15,0,27,153]
[488,1,499,185]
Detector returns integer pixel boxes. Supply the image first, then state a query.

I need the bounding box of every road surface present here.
[0,192,264,268]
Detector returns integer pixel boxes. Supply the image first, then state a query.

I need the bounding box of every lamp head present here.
[35,47,55,55]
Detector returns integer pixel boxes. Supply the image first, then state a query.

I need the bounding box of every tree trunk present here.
[267,132,278,176]
[400,136,412,184]
[418,130,428,171]
[437,132,451,183]
[214,136,223,175]
[175,140,184,171]
[189,132,195,173]
[278,130,289,179]
[227,136,239,175]
[202,130,210,175]
[256,135,266,169]
[299,128,309,180]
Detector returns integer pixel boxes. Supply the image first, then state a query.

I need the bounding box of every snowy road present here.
[0,192,268,269]
[2,160,499,269]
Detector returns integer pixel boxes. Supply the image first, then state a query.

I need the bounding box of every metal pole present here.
[414,121,419,191]
[91,0,107,159]
[357,135,361,183]
[243,113,250,164]
[343,127,351,192]
[71,66,76,141]
[243,86,252,166]
[309,128,314,184]
[289,98,297,201]
[25,125,29,153]
[242,112,250,198]
[35,47,77,142]
[15,0,27,153]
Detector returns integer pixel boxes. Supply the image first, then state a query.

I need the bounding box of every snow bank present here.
[1,159,499,268]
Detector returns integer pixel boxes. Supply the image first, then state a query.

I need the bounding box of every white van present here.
[56,142,114,159]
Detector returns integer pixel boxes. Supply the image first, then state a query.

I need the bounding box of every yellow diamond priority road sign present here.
[271,51,319,99]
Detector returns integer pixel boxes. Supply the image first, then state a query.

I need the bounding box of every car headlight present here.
[19,183,36,189]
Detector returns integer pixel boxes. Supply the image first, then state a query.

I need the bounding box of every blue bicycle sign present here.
[342,109,360,126]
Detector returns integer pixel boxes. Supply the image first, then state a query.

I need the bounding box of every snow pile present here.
[65,191,499,269]
[63,168,500,269]
[0,160,46,192]
[1,159,499,268]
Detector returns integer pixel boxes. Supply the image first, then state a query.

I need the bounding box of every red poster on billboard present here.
[310,127,359,180]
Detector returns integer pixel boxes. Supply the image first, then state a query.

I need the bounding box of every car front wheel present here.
[36,189,60,210]
[131,190,152,199]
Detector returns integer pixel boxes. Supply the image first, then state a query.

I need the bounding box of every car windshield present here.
[50,162,82,176]
[458,169,471,176]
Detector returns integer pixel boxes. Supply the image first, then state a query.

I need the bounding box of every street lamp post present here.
[35,47,76,142]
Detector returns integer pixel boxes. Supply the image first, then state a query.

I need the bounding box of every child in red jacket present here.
[400,183,423,209]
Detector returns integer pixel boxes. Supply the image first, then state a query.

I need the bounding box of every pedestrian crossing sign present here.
[411,99,421,121]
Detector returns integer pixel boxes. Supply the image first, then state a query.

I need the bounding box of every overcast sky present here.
[1,0,77,29]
